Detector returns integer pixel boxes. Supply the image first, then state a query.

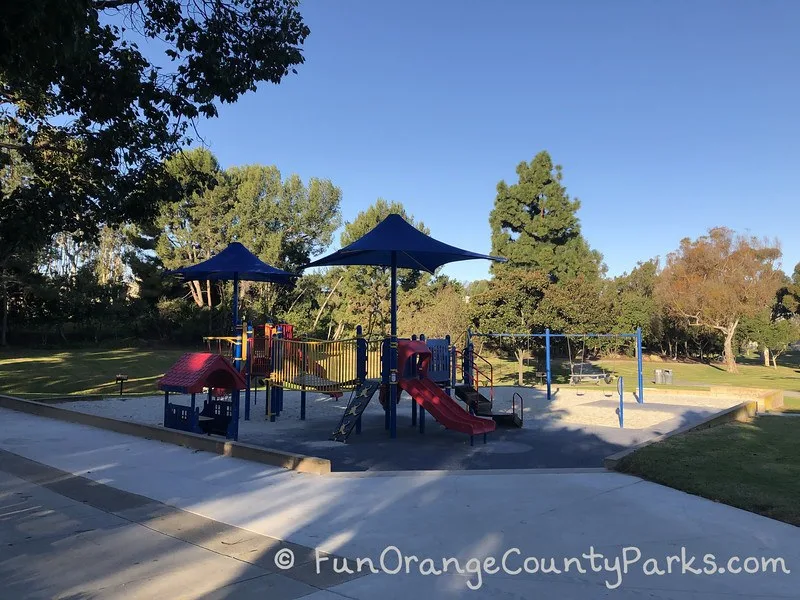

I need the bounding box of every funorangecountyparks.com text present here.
[272,545,791,591]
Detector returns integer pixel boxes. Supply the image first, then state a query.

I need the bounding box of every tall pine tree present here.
[489,151,603,281]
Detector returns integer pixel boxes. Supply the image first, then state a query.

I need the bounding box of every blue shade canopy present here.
[167,242,295,283]
[302,214,506,272]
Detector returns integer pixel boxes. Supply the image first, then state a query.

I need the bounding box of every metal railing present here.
[454,348,494,402]
[203,336,237,357]
[365,339,384,380]
[512,391,524,424]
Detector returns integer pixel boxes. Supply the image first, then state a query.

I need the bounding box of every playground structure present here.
[160,321,648,442]
[157,207,644,444]
[158,317,651,443]
[161,320,517,445]
[163,216,507,444]
[271,330,501,445]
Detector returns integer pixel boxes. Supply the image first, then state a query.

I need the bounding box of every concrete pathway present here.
[0,408,798,599]
[0,451,360,599]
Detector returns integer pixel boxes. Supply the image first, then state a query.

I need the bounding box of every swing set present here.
[566,335,613,385]
[465,327,645,402]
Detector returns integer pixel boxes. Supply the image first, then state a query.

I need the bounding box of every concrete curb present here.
[0,394,331,475]
[643,386,783,412]
[18,394,106,403]
[603,400,758,470]
[326,467,611,478]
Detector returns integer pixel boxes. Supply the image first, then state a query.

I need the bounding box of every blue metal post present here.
[444,335,452,396]
[450,343,457,389]
[163,391,169,426]
[232,273,239,331]
[269,385,278,422]
[636,327,644,404]
[233,322,242,372]
[356,325,367,383]
[230,389,240,440]
[618,376,625,428]
[300,332,307,420]
[190,392,196,430]
[244,323,252,421]
[464,341,474,387]
[383,338,390,430]
[356,325,365,435]
[419,405,425,434]
[411,334,418,427]
[275,331,283,415]
[545,328,552,401]
[389,252,398,439]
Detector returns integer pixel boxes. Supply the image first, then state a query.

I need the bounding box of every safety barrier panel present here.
[270,337,363,393]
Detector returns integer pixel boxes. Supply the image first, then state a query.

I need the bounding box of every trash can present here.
[662,369,673,385]
[654,369,664,384]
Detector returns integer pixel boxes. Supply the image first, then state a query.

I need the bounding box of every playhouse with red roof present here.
[159,352,246,439]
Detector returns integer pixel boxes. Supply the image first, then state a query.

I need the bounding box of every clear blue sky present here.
[197,0,800,282]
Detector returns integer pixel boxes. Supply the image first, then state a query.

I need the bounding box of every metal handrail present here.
[454,348,494,402]
[512,392,524,424]
[202,336,238,356]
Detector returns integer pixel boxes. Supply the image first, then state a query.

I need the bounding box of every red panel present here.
[397,340,431,379]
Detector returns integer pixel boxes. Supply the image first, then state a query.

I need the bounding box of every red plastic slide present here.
[397,339,495,436]
[399,376,496,436]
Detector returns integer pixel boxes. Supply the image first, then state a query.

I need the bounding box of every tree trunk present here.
[763,347,770,367]
[722,325,738,373]
[188,281,204,307]
[286,287,307,314]
[0,275,7,347]
[206,280,214,334]
[772,354,778,369]
[515,348,524,386]
[313,276,343,331]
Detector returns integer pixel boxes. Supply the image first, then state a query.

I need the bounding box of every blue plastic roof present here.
[167,242,295,283]
[302,214,505,273]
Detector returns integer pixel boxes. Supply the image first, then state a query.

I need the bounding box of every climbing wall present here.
[329,379,382,442]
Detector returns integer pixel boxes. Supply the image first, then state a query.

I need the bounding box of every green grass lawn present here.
[2,344,799,400]
[482,350,800,394]
[616,416,800,526]
[780,396,800,413]
[0,347,187,398]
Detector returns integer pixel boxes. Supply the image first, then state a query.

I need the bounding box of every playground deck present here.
[57,387,743,472]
